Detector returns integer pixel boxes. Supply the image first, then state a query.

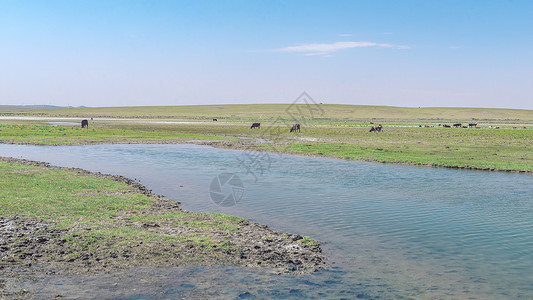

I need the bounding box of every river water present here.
[0,143,532,299]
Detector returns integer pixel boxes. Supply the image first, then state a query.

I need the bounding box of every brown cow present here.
[250,123,260,129]
[81,120,89,128]
[369,124,383,133]
[290,124,300,133]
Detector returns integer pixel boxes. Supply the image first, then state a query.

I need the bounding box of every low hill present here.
[0,105,71,112]
[3,104,532,122]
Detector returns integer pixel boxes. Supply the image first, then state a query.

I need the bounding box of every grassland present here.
[0,157,325,283]
[1,104,531,296]
[3,103,533,122]
[0,124,237,145]
[1,104,532,172]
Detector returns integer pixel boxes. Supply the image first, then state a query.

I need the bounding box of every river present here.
[0,143,532,299]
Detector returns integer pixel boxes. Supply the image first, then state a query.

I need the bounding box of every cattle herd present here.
[433,123,481,129]
[80,118,527,133]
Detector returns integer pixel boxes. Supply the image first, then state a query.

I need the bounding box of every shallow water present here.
[1,143,532,299]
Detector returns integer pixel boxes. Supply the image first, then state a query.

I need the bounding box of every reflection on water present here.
[0,144,532,299]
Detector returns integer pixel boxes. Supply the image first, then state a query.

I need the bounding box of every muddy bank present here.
[0,157,327,298]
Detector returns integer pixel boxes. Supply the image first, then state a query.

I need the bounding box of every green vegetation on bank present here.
[0,158,323,275]
[279,127,533,172]
[0,104,532,172]
[0,159,236,252]
[0,124,237,145]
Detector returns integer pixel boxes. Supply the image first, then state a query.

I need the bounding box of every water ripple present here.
[1,143,532,299]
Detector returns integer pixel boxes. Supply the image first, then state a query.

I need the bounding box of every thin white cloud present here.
[276,41,409,56]
[338,33,352,37]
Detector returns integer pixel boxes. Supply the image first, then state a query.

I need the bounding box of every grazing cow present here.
[443,124,451,128]
[453,123,462,128]
[462,126,468,128]
[213,118,217,121]
[369,124,383,133]
[468,123,477,127]
[290,124,300,133]
[81,119,89,128]
[476,126,481,129]
[250,123,261,129]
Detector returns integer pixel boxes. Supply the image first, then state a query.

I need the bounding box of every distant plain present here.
[1,104,532,172]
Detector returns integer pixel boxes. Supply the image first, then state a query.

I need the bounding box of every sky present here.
[1,0,532,109]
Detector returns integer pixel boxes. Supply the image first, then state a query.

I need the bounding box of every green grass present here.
[0,124,237,145]
[0,159,250,251]
[1,104,532,172]
[3,103,533,121]
[278,126,533,172]
[0,162,150,226]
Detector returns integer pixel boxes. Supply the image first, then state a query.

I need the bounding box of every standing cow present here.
[250,123,261,129]
[290,124,300,133]
[369,124,383,133]
[81,119,89,128]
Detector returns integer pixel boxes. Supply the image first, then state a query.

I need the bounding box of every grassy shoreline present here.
[1,121,532,173]
[0,156,326,297]
[1,104,532,173]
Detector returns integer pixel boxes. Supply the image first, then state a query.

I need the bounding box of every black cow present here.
[250,123,261,129]
[213,118,217,121]
[443,124,451,128]
[290,124,300,133]
[453,123,462,128]
[81,120,89,128]
[468,123,477,127]
[369,124,383,133]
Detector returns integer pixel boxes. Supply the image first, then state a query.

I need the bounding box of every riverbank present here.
[0,156,326,298]
[1,120,532,173]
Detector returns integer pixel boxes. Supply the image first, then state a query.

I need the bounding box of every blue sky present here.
[1,0,532,109]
